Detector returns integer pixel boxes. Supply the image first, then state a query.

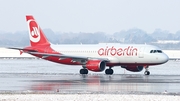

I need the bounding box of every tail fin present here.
[26,15,50,47]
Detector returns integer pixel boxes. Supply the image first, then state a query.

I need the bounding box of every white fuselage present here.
[51,43,169,65]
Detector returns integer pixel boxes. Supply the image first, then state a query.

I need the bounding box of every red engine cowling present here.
[121,65,144,72]
[85,60,106,72]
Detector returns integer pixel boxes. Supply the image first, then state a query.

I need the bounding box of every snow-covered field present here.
[0,94,180,101]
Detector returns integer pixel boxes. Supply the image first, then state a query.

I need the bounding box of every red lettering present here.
[107,48,111,56]
[117,48,123,56]
[123,47,128,56]
[129,46,133,56]
[126,46,131,56]
[111,46,116,56]
[132,48,138,56]
[97,46,138,56]
[98,48,104,56]
[105,46,108,55]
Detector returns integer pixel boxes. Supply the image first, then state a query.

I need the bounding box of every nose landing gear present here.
[144,66,150,75]
[144,71,150,75]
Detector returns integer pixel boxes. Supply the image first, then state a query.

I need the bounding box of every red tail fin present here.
[26,15,50,47]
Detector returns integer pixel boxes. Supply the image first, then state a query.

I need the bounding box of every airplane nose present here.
[161,53,169,63]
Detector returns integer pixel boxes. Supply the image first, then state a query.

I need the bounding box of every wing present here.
[7,47,38,55]
[28,52,110,64]
[8,47,110,64]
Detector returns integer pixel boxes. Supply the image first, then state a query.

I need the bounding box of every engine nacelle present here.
[121,65,144,72]
[85,60,106,72]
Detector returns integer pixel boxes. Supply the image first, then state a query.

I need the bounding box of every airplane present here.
[9,15,169,75]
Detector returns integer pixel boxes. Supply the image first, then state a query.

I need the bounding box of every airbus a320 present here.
[9,15,169,75]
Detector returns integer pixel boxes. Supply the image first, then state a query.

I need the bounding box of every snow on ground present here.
[0,94,180,101]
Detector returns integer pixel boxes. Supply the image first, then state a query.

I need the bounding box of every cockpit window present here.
[157,50,162,53]
[150,50,153,53]
[150,50,163,53]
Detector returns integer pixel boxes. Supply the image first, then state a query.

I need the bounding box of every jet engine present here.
[121,65,144,72]
[85,60,106,72]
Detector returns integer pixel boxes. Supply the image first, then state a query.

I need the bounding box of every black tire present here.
[80,69,84,74]
[109,69,114,75]
[105,69,109,74]
[105,69,114,75]
[144,71,150,75]
[84,69,88,74]
[80,69,88,74]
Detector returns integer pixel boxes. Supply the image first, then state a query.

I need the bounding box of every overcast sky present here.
[0,0,180,34]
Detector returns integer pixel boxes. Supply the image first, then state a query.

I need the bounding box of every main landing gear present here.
[144,66,150,75]
[105,67,114,75]
[79,67,114,75]
[80,68,88,74]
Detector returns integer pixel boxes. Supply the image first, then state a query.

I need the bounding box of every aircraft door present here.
[138,47,145,58]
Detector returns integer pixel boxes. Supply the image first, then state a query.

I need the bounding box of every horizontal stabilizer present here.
[7,47,38,52]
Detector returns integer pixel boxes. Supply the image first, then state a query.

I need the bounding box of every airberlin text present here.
[98,46,138,56]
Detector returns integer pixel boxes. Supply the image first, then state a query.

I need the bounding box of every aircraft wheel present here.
[105,69,114,75]
[144,71,150,75]
[80,69,88,74]
[84,69,88,74]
